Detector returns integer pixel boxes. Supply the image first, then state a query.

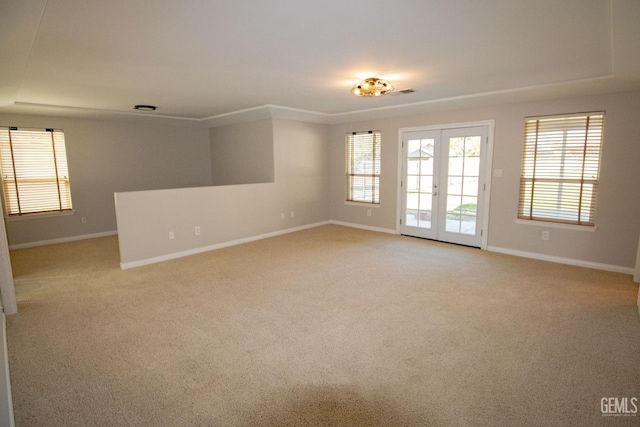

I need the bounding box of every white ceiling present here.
[1,0,639,124]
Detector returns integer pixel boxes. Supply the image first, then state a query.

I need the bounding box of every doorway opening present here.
[398,122,494,249]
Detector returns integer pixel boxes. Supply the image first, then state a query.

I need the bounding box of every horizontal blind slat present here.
[346,131,381,204]
[0,127,73,216]
[517,112,603,225]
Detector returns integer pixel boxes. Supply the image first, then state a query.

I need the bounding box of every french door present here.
[400,126,488,247]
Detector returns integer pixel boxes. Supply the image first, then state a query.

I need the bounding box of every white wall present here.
[329,91,640,271]
[210,118,274,185]
[0,114,213,247]
[6,91,639,273]
[116,118,329,267]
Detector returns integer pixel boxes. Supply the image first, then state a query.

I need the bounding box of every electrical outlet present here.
[81,216,87,224]
[542,230,550,241]
[169,231,175,240]
[281,213,285,220]
[291,211,295,218]
[195,226,201,236]
[367,209,372,217]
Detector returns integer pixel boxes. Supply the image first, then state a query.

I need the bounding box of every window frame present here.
[345,130,381,205]
[517,112,604,227]
[0,126,74,218]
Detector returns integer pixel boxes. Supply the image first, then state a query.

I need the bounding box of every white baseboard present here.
[121,221,331,270]
[487,245,635,275]
[329,220,398,235]
[9,230,118,250]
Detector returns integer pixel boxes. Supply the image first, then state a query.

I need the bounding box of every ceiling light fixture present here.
[351,77,394,97]
[133,104,157,112]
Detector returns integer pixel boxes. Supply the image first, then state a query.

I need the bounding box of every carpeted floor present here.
[6,225,640,426]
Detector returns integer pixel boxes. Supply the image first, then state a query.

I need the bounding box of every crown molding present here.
[3,74,639,128]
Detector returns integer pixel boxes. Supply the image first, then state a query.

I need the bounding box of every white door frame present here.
[396,120,495,250]
[0,217,16,315]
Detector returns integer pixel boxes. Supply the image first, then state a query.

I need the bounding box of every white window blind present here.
[345,131,381,204]
[518,112,604,226]
[0,127,73,216]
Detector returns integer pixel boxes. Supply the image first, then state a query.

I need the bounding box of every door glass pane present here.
[419,193,432,210]
[407,176,419,192]
[420,159,433,175]
[447,177,462,196]
[406,209,418,227]
[445,221,460,233]
[420,175,432,193]
[446,194,462,232]
[417,210,431,229]
[445,135,482,236]
[408,140,421,157]
[464,156,480,176]
[448,157,463,175]
[404,129,485,246]
[406,193,419,210]
[449,137,465,156]
[421,139,435,156]
[465,136,481,156]
[460,196,478,235]
[405,136,435,231]
[406,210,431,229]
[463,177,479,196]
[408,160,419,175]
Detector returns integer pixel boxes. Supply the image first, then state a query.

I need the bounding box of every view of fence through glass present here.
[518,113,604,226]
[445,136,481,234]
[405,138,435,229]
[405,136,481,235]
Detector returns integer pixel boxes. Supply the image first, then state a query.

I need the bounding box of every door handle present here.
[433,192,438,196]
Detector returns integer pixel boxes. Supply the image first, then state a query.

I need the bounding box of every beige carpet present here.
[6,225,640,426]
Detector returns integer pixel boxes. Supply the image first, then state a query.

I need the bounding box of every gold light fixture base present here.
[351,77,394,97]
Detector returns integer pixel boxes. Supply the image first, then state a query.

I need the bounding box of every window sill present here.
[5,210,75,221]
[514,218,597,232]
[344,201,381,208]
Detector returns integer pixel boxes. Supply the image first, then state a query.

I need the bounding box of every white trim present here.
[12,75,614,124]
[525,110,605,121]
[344,201,381,208]
[14,102,202,122]
[480,122,495,249]
[5,210,74,222]
[329,220,397,235]
[0,217,16,316]
[398,120,495,134]
[120,221,330,270]
[396,120,495,249]
[9,230,117,250]
[514,218,597,232]
[487,245,634,275]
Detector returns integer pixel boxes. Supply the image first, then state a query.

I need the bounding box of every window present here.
[346,131,381,204]
[0,127,73,216]
[518,112,604,226]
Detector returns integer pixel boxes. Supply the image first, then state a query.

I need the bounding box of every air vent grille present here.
[390,88,415,96]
